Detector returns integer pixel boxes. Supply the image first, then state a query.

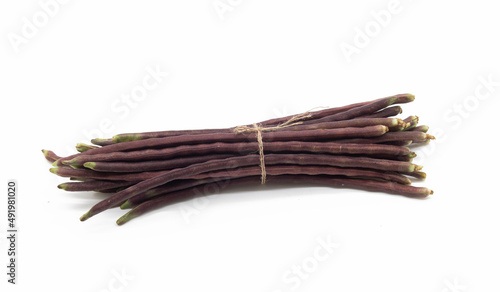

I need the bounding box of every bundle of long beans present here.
[43,93,434,225]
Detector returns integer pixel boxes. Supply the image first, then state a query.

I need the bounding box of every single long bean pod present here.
[357,106,402,119]
[402,171,427,179]
[76,143,98,152]
[409,125,429,133]
[42,149,61,163]
[90,138,114,146]
[95,187,127,194]
[116,174,432,225]
[120,177,231,209]
[402,116,419,130]
[58,180,134,192]
[385,140,413,146]
[300,94,414,125]
[82,153,235,173]
[334,132,434,144]
[263,118,401,132]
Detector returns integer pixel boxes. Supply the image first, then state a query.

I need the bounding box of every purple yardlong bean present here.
[119,164,412,209]
[109,95,388,143]
[68,141,413,169]
[116,174,432,225]
[61,125,389,166]
[42,93,435,225]
[79,153,422,221]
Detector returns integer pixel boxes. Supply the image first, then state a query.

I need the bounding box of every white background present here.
[1,1,499,291]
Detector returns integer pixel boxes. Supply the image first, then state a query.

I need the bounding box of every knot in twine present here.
[233,111,313,184]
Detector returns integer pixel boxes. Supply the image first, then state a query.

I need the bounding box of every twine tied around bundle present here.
[233,111,313,184]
